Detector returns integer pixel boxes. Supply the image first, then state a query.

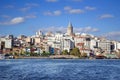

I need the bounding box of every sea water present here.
[0,59,120,80]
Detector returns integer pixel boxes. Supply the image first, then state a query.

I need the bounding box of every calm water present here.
[0,59,120,80]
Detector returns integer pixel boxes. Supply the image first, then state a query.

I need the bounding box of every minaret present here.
[67,22,73,35]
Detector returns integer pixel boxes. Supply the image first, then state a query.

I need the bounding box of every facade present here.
[0,22,120,58]
[98,40,112,54]
[84,37,91,49]
[36,30,43,37]
[0,38,13,54]
[117,42,120,50]
[62,37,74,52]
[0,38,12,49]
[90,39,98,50]
[34,37,41,45]
[74,36,85,53]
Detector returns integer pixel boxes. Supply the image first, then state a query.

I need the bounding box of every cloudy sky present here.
[0,0,120,40]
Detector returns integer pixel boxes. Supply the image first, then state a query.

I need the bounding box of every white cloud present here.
[103,31,120,41]
[64,6,95,14]
[1,15,11,18]
[74,26,99,33]
[40,26,98,33]
[4,5,14,8]
[25,14,37,19]
[0,17,25,25]
[10,17,24,24]
[99,14,114,19]
[64,6,84,14]
[64,6,72,11]
[44,11,53,16]
[44,10,61,16]
[25,3,39,7]
[41,26,66,33]
[104,32,120,37]
[20,3,39,12]
[69,9,84,14]
[53,10,61,16]
[20,7,31,12]
[46,0,58,2]
[85,6,96,11]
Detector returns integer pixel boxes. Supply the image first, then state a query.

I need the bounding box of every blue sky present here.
[0,0,120,40]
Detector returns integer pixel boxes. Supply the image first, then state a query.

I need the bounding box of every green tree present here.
[14,52,19,56]
[25,52,30,56]
[70,47,81,57]
[81,53,88,58]
[41,51,50,56]
[62,50,69,55]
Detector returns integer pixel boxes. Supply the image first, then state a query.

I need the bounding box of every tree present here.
[81,53,88,58]
[62,50,69,55]
[70,47,81,57]
[24,52,30,56]
[41,51,50,56]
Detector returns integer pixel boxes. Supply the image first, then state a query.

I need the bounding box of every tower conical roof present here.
[68,21,73,28]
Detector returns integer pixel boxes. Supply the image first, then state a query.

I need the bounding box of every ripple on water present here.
[0,59,120,80]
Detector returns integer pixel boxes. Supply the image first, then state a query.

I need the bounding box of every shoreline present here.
[1,55,120,60]
[4,55,119,59]
[16,55,79,59]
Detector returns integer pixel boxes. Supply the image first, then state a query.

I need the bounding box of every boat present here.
[95,54,106,59]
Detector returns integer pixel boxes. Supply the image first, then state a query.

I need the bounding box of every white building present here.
[117,42,120,50]
[46,31,74,53]
[0,38,12,49]
[61,37,74,52]
[36,30,43,37]
[90,39,98,50]
[74,36,85,47]
[98,40,112,54]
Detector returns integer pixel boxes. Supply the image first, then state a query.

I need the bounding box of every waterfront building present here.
[61,37,74,52]
[0,38,13,49]
[98,39,112,54]
[55,31,64,41]
[25,37,31,43]
[74,34,94,54]
[90,39,97,50]
[1,22,120,58]
[0,38,13,54]
[74,36,85,52]
[34,37,41,46]
[116,42,120,50]
[84,37,91,50]
[74,36,85,46]
[112,41,120,53]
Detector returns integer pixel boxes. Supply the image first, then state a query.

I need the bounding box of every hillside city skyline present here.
[1,1,120,80]
[1,21,120,59]
[0,21,119,42]
[0,0,120,41]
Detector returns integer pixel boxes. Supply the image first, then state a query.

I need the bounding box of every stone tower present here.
[67,22,73,35]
